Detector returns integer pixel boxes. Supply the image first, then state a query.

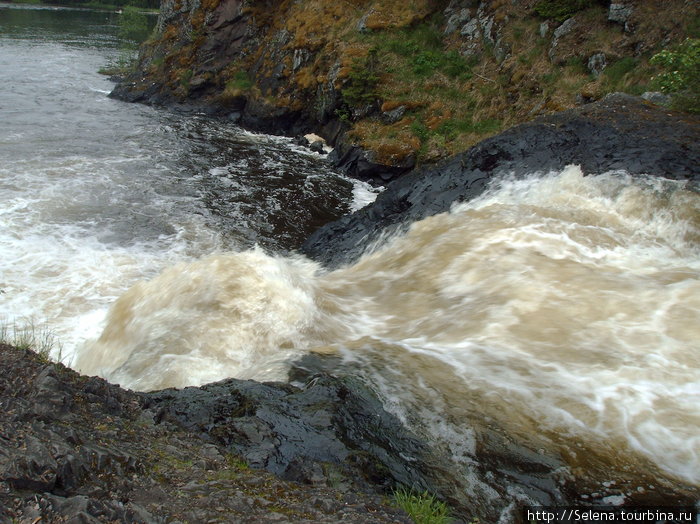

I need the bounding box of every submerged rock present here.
[302,94,700,268]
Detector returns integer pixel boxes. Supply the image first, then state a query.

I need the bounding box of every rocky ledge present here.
[302,93,700,267]
[0,344,415,523]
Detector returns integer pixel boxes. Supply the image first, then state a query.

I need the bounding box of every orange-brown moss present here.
[364,0,434,30]
[138,0,697,167]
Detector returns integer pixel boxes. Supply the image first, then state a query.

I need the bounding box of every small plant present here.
[335,107,351,121]
[225,453,249,471]
[226,70,253,92]
[651,38,700,113]
[179,68,193,88]
[392,487,451,524]
[410,118,430,143]
[0,318,63,363]
[603,56,638,86]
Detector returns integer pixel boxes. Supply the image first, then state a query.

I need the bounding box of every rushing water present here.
[2,4,699,514]
[0,4,375,354]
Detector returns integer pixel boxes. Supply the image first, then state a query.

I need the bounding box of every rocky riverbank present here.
[111,0,698,182]
[0,344,415,523]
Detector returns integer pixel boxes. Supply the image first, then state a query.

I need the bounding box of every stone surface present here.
[587,52,607,76]
[302,94,700,268]
[549,18,577,61]
[609,3,634,29]
[0,344,414,523]
[444,7,471,35]
[641,91,671,106]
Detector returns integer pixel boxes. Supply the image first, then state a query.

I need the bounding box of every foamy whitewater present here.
[71,166,700,488]
[1,6,698,506]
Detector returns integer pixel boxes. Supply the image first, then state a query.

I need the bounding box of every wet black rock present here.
[0,344,413,523]
[143,373,438,492]
[302,94,700,268]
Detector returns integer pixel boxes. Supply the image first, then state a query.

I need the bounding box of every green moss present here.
[226,70,253,92]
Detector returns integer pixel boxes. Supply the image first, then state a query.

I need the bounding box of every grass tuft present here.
[392,487,452,524]
[0,318,64,363]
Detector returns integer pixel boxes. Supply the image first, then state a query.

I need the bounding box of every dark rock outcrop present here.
[302,94,700,268]
[142,373,437,491]
[0,344,413,523]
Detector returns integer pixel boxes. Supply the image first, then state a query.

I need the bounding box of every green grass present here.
[437,118,501,138]
[603,57,638,86]
[0,318,64,363]
[393,487,451,524]
[533,0,600,22]
[225,70,253,92]
[364,21,474,81]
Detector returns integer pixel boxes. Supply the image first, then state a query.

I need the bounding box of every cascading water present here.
[0,5,376,371]
[74,166,700,493]
[2,4,698,515]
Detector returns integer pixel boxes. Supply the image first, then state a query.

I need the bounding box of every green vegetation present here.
[533,0,599,22]
[341,50,380,108]
[689,15,700,39]
[392,487,452,524]
[98,6,153,76]
[179,68,193,88]
[0,318,63,363]
[226,70,253,93]
[346,20,501,161]
[651,38,700,113]
[371,23,473,80]
[34,0,160,10]
[225,453,250,471]
[118,5,151,43]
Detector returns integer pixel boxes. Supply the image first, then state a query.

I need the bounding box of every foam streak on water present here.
[0,5,366,369]
[75,166,700,488]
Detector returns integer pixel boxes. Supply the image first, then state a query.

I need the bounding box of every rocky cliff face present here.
[113,0,697,182]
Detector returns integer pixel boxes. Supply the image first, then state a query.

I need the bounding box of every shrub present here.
[341,50,380,108]
[651,38,700,112]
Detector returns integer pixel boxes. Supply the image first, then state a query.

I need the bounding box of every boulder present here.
[588,52,607,76]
